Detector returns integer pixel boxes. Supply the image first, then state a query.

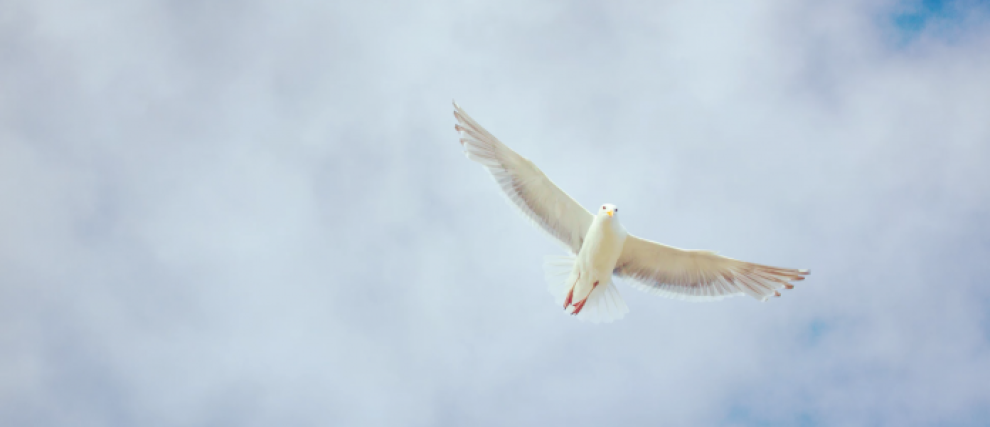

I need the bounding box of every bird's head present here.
[599,203,618,218]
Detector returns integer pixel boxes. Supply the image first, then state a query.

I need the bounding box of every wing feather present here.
[614,235,809,302]
[453,102,593,254]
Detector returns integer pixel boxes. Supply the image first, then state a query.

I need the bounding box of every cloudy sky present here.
[2,0,990,425]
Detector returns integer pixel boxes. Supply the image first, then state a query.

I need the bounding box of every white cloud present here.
[1,0,989,425]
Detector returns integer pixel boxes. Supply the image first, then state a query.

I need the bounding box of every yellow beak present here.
[607,211,613,217]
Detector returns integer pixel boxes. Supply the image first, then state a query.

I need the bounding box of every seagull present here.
[453,102,809,323]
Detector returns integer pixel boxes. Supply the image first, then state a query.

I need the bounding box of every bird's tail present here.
[543,255,630,324]
[543,255,576,306]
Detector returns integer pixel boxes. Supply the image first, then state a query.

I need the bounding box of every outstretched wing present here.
[614,235,809,301]
[454,101,593,254]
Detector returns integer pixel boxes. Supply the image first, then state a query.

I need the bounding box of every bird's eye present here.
[602,206,606,209]
[615,209,618,212]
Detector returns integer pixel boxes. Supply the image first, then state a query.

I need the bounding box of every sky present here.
[1,0,989,426]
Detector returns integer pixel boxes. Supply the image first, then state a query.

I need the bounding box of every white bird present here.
[453,102,809,323]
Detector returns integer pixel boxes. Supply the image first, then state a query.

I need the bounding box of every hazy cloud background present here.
[2,0,989,425]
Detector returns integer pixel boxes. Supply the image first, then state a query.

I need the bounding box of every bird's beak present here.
[607,211,613,217]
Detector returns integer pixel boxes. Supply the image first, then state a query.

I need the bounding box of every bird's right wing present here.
[614,235,809,301]
[454,102,593,254]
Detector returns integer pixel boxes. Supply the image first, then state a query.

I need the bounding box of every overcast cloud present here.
[2,0,989,425]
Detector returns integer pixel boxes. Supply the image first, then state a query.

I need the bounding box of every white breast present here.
[575,216,627,289]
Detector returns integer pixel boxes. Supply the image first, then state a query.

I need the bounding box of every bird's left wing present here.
[614,235,809,301]
[454,102,593,254]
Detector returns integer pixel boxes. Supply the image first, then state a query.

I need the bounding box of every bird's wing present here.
[454,102,594,254]
[614,235,809,301]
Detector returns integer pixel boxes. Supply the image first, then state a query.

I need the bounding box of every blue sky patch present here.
[804,319,831,346]
[725,404,820,427]
[894,0,949,34]
[891,0,990,41]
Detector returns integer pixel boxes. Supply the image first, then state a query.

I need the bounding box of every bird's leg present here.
[570,298,587,315]
[570,281,599,315]
[563,272,580,310]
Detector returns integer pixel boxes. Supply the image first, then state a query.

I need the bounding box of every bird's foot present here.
[567,281,598,315]
[563,287,574,309]
[571,297,588,315]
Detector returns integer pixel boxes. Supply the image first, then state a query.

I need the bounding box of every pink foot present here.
[569,281,598,315]
[563,287,574,310]
[571,297,588,315]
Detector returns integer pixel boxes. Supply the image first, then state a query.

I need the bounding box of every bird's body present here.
[564,205,627,315]
[453,101,809,323]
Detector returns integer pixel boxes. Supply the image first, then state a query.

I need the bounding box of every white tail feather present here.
[575,280,630,323]
[544,255,575,306]
[543,256,630,323]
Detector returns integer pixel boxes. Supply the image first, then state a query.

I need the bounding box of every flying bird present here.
[453,102,809,323]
